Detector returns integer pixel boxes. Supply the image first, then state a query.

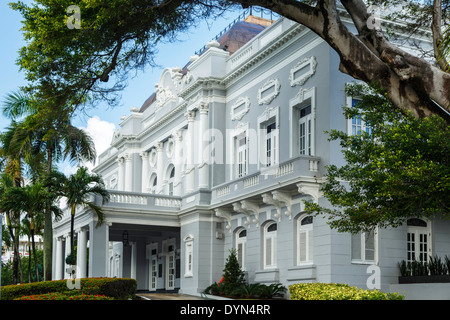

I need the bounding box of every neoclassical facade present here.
[52,14,450,299]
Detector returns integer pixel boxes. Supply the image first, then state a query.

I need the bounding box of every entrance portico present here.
[52,191,182,291]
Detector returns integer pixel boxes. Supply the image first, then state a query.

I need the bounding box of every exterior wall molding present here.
[215,208,233,232]
[271,190,293,220]
[261,192,284,222]
[223,23,307,86]
[231,96,251,121]
[297,181,322,204]
[289,56,317,87]
[258,78,281,105]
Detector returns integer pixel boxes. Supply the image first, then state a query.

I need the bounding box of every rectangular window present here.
[349,98,373,136]
[265,122,277,167]
[184,240,193,277]
[237,135,248,178]
[351,231,376,263]
[299,105,312,155]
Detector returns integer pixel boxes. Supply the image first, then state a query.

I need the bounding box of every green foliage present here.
[222,248,246,295]
[14,293,114,300]
[305,83,450,233]
[1,277,137,300]
[289,283,404,300]
[231,283,287,299]
[9,0,235,113]
[399,255,450,277]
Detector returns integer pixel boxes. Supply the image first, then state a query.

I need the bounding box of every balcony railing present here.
[211,156,320,205]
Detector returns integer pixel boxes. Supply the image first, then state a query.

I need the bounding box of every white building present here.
[52,13,450,299]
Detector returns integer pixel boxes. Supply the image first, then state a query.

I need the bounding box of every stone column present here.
[55,237,64,280]
[64,234,71,279]
[117,157,125,191]
[198,104,209,189]
[156,142,164,194]
[130,242,137,280]
[124,153,133,192]
[173,130,183,196]
[89,221,109,277]
[140,151,149,193]
[184,110,196,193]
[76,228,87,278]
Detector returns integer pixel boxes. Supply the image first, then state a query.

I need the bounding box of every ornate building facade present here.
[52,14,450,299]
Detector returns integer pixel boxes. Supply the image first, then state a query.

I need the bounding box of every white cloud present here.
[83,116,116,160]
[62,116,116,174]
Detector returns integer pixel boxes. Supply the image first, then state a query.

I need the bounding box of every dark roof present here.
[139,15,274,113]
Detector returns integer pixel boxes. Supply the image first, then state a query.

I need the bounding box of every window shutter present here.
[266,238,272,266]
[299,231,307,262]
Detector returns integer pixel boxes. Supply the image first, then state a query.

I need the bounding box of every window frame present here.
[351,230,377,265]
[184,234,194,278]
[289,87,316,157]
[257,106,280,169]
[297,215,314,266]
[346,96,373,136]
[263,221,278,269]
[407,218,431,263]
[235,228,247,270]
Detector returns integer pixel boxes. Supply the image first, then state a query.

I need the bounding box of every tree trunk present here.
[43,147,53,281]
[231,0,450,123]
[70,204,76,267]
[31,222,40,282]
[27,237,32,283]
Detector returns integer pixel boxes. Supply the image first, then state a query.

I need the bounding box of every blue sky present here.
[0,1,242,173]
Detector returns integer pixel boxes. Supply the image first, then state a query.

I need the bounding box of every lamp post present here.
[122,230,129,247]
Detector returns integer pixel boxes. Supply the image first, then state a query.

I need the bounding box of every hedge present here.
[289,283,404,300]
[14,293,115,300]
[1,278,137,300]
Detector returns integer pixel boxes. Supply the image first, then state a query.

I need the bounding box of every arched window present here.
[407,218,430,263]
[297,215,313,265]
[264,222,277,269]
[168,166,175,196]
[184,234,194,278]
[149,174,157,194]
[235,228,247,269]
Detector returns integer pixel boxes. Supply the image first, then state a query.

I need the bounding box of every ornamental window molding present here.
[289,56,317,87]
[258,78,281,105]
[231,96,251,121]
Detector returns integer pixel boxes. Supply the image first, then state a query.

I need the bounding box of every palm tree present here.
[2,90,97,281]
[21,182,62,282]
[0,174,25,284]
[61,167,109,269]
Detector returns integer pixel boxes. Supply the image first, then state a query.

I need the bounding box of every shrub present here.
[222,249,246,296]
[289,283,404,300]
[1,277,137,300]
[14,293,114,300]
[398,255,450,277]
[259,283,287,299]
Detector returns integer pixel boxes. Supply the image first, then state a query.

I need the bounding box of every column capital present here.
[173,129,184,141]
[140,151,149,159]
[156,141,164,152]
[124,153,133,161]
[199,103,209,115]
[184,110,196,121]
